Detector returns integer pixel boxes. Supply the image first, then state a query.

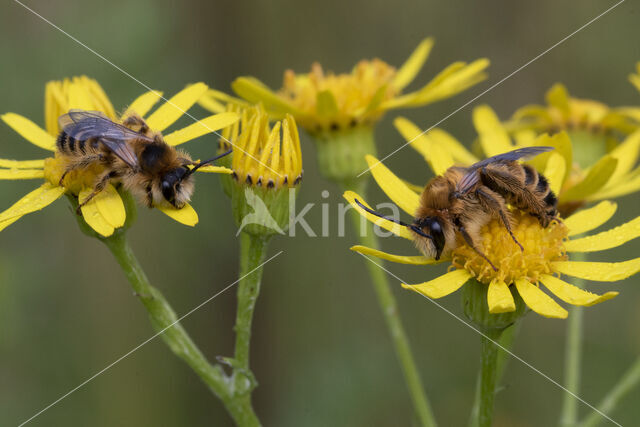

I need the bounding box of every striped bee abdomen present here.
[56,131,100,156]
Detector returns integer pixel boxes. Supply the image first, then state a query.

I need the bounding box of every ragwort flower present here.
[200,39,489,183]
[225,104,302,237]
[0,76,238,236]
[395,101,640,216]
[344,152,640,319]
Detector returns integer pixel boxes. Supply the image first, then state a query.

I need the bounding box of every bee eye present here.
[161,180,174,201]
[427,218,445,260]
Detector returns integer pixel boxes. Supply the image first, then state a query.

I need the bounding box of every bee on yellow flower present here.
[0,76,238,236]
[345,142,640,319]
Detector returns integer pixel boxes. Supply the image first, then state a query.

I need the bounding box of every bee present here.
[357,147,558,271]
[56,109,230,211]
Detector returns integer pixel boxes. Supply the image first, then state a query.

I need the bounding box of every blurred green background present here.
[1,0,639,425]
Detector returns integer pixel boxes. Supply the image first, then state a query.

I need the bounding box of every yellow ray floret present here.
[343,191,412,239]
[365,154,420,215]
[514,278,567,319]
[563,201,617,237]
[402,269,472,299]
[540,275,618,307]
[552,258,640,282]
[487,279,516,314]
[350,245,441,265]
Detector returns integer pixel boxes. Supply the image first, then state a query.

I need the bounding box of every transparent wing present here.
[58,110,150,168]
[457,146,553,194]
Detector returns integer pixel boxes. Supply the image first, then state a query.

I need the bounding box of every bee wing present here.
[456,146,554,194]
[58,110,150,169]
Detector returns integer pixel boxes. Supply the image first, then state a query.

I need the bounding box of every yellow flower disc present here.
[451,211,568,286]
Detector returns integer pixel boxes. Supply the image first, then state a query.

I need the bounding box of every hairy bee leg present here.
[76,170,120,214]
[458,225,498,272]
[476,188,524,252]
[122,114,149,134]
[58,155,104,186]
[145,184,153,208]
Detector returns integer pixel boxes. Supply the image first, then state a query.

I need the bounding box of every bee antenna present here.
[354,199,434,241]
[186,148,233,176]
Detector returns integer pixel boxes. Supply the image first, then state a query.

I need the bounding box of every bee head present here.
[412,216,446,260]
[160,166,194,209]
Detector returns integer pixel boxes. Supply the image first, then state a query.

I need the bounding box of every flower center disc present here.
[451,211,568,285]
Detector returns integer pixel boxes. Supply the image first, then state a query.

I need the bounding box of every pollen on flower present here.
[451,211,568,286]
[44,154,102,195]
[280,60,398,131]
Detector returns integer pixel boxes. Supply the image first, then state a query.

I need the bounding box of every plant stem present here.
[230,232,270,425]
[344,182,436,427]
[580,357,640,427]
[469,323,519,427]
[477,328,503,427]
[560,251,587,426]
[102,232,260,426]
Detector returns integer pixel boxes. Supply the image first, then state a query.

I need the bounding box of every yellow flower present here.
[201,38,489,134]
[630,62,640,92]
[226,105,302,236]
[344,154,640,319]
[0,76,238,236]
[394,103,640,216]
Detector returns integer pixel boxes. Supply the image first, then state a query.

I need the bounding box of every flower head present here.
[344,153,640,319]
[0,76,238,236]
[225,105,302,236]
[201,38,489,135]
[394,101,640,216]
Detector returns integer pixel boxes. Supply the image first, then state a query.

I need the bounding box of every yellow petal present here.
[195,165,233,174]
[394,117,454,175]
[565,201,617,237]
[383,59,489,109]
[0,182,65,231]
[123,90,163,118]
[0,169,45,179]
[343,191,413,240]
[163,112,240,146]
[472,105,513,157]
[402,269,471,299]
[592,173,640,200]
[359,85,389,117]
[427,128,478,165]
[545,83,570,114]
[145,83,209,131]
[157,203,199,226]
[514,278,568,319]
[93,184,126,229]
[365,154,420,215]
[79,187,117,236]
[540,275,618,307]
[316,90,339,116]
[561,155,618,202]
[392,37,434,90]
[1,113,56,151]
[232,77,298,117]
[565,216,640,253]
[630,72,640,92]
[198,94,227,114]
[546,131,573,186]
[553,258,640,282]
[487,279,516,313]
[0,159,45,169]
[544,152,566,195]
[350,245,441,265]
[607,130,640,183]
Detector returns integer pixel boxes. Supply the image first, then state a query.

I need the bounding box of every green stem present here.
[469,323,520,427]
[102,232,259,426]
[344,181,437,427]
[561,251,587,426]
[477,328,503,427]
[580,357,640,427]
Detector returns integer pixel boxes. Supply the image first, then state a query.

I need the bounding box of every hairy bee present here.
[56,110,229,210]
[357,147,558,271]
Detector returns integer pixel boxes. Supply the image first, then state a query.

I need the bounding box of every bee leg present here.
[122,113,149,134]
[76,170,119,214]
[458,225,498,272]
[476,188,524,252]
[145,184,153,208]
